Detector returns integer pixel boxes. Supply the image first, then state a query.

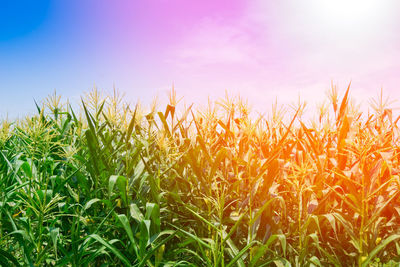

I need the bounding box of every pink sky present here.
[2,0,400,117]
[163,0,400,111]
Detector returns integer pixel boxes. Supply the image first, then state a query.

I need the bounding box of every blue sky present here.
[0,0,171,117]
[2,0,400,118]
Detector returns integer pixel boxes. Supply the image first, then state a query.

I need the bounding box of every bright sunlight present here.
[308,0,397,32]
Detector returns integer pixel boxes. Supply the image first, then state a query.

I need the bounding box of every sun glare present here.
[308,0,396,33]
[319,0,380,21]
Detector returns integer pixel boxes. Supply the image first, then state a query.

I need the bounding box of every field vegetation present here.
[1,86,400,266]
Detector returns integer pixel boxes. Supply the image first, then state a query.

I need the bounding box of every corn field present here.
[1,85,400,266]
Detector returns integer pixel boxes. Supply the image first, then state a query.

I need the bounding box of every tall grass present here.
[1,86,400,266]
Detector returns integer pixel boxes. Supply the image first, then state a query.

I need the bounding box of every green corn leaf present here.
[362,234,400,267]
[226,241,256,267]
[89,234,131,266]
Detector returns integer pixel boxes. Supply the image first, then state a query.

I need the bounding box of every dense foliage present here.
[1,86,400,266]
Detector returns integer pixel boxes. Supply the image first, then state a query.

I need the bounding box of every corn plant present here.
[1,86,400,266]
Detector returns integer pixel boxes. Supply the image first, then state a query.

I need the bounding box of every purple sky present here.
[1,0,400,117]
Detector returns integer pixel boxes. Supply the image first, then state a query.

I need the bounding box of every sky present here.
[1,0,400,118]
